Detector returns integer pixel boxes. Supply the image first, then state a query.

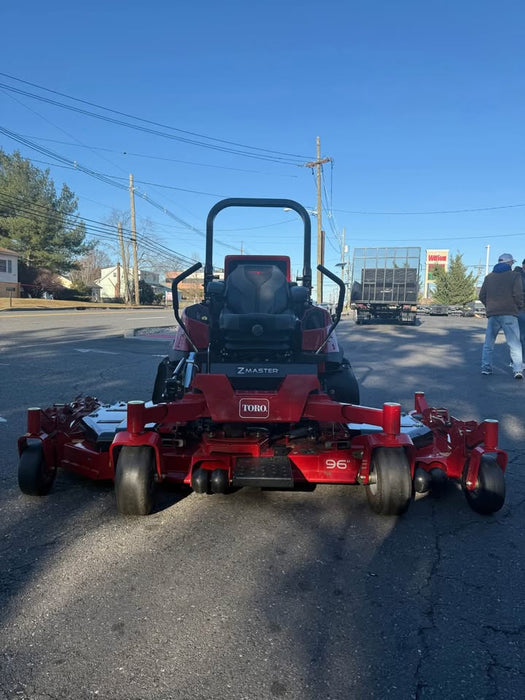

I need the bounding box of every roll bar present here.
[204,198,312,293]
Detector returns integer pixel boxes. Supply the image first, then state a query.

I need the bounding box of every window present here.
[0,259,12,273]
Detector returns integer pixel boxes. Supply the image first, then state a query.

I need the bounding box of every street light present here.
[335,261,347,311]
[283,207,317,216]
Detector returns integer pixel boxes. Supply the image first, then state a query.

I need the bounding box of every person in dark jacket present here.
[514,258,525,361]
[479,253,524,379]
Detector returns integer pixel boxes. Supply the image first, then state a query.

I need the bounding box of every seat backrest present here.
[224,264,290,315]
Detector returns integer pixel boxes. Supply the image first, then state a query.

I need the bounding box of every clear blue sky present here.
[2,0,524,298]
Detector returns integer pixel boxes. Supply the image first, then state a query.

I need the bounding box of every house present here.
[94,266,162,302]
[56,273,73,289]
[165,267,213,304]
[0,248,20,298]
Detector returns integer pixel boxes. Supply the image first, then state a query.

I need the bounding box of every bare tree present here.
[96,210,191,291]
[70,245,113,287]
[103,210,132,265]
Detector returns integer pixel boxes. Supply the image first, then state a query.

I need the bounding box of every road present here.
[1,310,524,700]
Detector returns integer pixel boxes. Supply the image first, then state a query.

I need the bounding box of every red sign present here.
[425,250,449,282]
[239,399,270,419]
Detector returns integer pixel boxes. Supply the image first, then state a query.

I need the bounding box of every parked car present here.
[428,304,449,316]
[447,305,464,316]
[463,301,486,317]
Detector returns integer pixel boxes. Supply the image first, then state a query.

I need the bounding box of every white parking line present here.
[127,316,167,320]
[74,348,119,355]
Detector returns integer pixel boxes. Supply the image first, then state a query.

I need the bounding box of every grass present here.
[0,298,140,311]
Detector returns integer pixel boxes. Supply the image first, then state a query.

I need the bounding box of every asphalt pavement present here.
[0,312,524,700]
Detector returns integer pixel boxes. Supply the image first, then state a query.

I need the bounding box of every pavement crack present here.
[483,623,525,638]
[481,621,525,696]
[414,500,442,699]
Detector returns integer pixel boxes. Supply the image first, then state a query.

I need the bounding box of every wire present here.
[6,73,524,217]
[334,203,525,215]
[18,134,300,178]
[0,127,240,252]
[1,87,129,177]
[348,230,525,243]
[0,76,311,165]
[0,191,199,268]
[0,72,310,159]
[318,165,342,256]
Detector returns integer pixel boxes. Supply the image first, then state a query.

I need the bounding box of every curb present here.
[126,327,176,341]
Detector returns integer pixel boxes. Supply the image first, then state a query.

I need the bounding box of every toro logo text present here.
[239,398,270,419]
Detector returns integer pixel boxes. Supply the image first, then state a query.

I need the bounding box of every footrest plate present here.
[233,456,294,488]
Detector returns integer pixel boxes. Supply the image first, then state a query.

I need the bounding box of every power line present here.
[334,203,525,215]
[1,87,129,177]
[0,127,241,252]
[0,72,310,159]
[18,134,300,177]
[347,230,525,243]
[0,75,310,165]
[23,162,301,235]
[320,166,342,256]
[0,191,199,268]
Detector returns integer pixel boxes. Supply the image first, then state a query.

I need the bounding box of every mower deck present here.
[17,390,507,517]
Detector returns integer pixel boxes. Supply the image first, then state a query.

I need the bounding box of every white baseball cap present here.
[498,253,515,263]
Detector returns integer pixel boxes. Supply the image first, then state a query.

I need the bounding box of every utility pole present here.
[117,221,131,304]
[321,228,325,296]
[345,243,350,308]
[129,174,140,305]
[485,244,490,276]
[304,137,332,303]
[115,261,121,299]
[341,227,346,310]
[335,228,349,311]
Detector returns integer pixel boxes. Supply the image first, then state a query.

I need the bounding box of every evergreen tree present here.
[431,254,478,305]
[139,279,155,305]
[0,149,91,274]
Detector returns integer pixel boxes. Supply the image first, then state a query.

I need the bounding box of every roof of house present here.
[0,248,19,257]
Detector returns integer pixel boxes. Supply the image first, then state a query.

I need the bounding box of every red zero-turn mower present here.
[18,199,507,516]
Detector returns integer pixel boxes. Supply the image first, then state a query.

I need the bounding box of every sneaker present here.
[481,369,492,375]
[514,371,523,380]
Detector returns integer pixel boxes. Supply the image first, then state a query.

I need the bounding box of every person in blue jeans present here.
[514,259,525,361]
[479,253,524,379]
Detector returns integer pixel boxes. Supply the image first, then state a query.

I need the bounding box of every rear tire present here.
[115,446,156,515]
[366,447,412,515]
[18,443,56,496]
[152,357,170,403]
[322,359,360,405]
[463,455,505,515]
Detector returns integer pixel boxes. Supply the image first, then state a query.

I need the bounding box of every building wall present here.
[165,269,206,303]
[96,266,125,299]
[95,266,161,300]
[0,250,20,298]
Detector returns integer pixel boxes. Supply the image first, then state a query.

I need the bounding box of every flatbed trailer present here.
[350,247,421,325]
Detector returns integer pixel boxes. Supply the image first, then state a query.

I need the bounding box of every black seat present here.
[218,264,297,351]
